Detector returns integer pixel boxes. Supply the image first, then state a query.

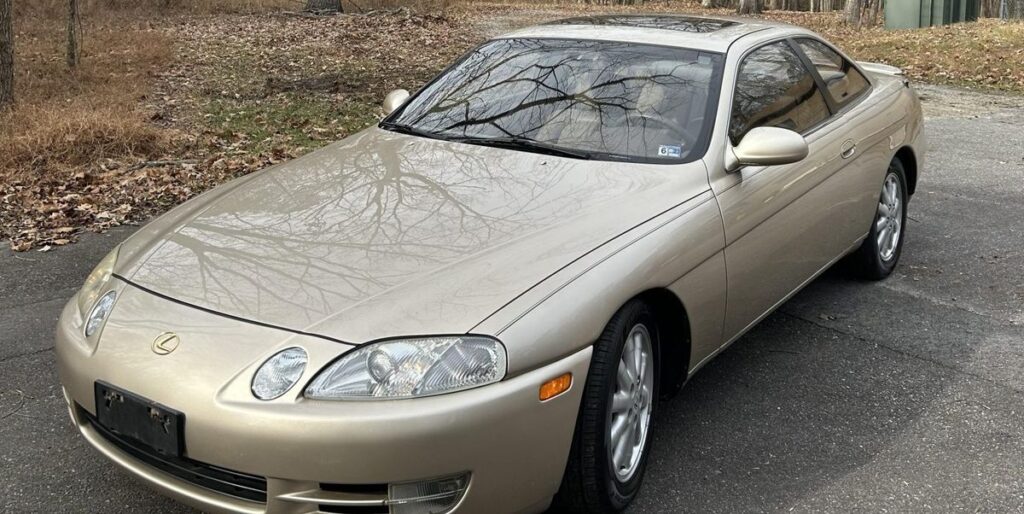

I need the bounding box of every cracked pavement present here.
[2,85,1023,512]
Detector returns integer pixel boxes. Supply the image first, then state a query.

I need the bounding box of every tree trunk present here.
[869,0,882,25]
[0,0,11,109]
[737,0,762,14]
[67,0,80,68]
[845,0,864,26]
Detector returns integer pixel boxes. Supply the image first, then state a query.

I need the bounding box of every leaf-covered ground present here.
[2,3,1024,251]
[1,9,481,251]
[468,3,1024,91]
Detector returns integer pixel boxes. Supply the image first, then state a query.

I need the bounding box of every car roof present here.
[496,14,803,54]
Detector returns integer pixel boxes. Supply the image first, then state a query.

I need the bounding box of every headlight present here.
[251,347,308,400]
[78,246,120,318]
[84,290,117,338]
[305,336,507,400]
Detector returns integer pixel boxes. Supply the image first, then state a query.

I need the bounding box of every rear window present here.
[795,38,870,108]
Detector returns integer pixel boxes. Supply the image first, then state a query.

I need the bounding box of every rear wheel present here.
[846,159,908,280]
[554,300,659,513]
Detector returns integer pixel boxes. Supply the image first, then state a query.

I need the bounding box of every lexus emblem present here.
[152,332,180,355]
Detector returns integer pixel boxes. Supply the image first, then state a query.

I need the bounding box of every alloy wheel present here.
[609,323,654,482]
[876,173,903,262]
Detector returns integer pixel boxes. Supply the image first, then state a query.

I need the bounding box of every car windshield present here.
[384,38,723,164]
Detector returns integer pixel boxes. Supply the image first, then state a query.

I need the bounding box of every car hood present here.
[118,128,707,343]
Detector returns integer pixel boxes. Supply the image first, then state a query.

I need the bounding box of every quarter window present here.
[795,38,869,107]
[729,41,830,145]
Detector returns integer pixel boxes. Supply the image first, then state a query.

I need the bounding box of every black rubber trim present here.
[80,405,267,503]
[113,274,354,346]
[319,505,389,514]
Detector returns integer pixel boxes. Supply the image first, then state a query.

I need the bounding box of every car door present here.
[712,39,871,343]
[792,36,903,255]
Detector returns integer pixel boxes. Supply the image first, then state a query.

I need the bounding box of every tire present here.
[846,158,908,280]
[553,300,660,513]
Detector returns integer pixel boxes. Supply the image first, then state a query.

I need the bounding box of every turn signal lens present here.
[388,473,469,514]
[539,373,572,401]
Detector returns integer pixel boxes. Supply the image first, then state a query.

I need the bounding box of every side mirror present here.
[382,89,410,117]
[725,127,809,172]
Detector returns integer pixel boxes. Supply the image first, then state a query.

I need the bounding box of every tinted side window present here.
[730,41,830,145]
[795,38,869,107]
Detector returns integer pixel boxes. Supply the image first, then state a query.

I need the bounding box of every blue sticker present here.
[658,145,682,158]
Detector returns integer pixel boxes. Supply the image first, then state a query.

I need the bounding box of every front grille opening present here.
[318,505,389,514]
[80,405,267,503]
[319,482,389,495]
[318,482,389,513]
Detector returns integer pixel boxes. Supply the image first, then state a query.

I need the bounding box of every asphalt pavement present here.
[2,85,1023,513]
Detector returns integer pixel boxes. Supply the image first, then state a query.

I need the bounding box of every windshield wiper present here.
[378,120,441,140]
[446,135,595,160]
[380,123,595,161]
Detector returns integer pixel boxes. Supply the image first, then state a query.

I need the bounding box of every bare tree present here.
[737,0,762,14]
[67,0,80,68]
[0,0,11,109]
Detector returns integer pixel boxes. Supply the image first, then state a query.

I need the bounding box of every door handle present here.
[840,140,857,159]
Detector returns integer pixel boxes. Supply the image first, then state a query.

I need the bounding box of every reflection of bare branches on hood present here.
[127,38,713,331]
[129,127,644,325]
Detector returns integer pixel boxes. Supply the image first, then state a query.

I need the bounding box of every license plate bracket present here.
[94,381,184,457]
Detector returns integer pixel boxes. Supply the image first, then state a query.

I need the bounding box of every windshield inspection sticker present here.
[658,145,682,158]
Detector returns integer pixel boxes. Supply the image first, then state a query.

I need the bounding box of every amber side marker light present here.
[540,373,572,401]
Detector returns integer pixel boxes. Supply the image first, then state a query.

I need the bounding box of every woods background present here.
[7,0,1024,16]
[1,0,1023,251]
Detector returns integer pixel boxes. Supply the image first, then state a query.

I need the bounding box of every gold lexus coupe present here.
[57,14,924,514]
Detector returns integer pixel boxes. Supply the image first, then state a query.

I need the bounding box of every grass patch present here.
[1,8,480,250]
[0,17,175,172]
[204,93,380,153]
[0,15,180,250]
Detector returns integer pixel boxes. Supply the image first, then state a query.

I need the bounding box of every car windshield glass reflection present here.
[385,38,723,164]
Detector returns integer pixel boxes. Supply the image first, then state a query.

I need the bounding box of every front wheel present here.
[846,159,908,280]
[553,300,659,513]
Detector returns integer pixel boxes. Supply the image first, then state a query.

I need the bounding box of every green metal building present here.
[885,0,981,29]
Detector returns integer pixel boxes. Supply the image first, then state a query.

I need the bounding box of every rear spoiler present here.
[857,61,905,76]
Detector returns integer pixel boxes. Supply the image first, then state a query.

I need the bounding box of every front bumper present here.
[56,286,590,514]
